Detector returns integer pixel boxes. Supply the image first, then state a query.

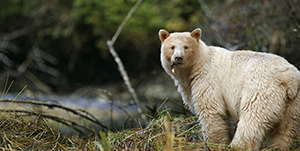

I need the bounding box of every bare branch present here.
[1,41,60,92]
[1,109,92,137]
[1,99,110,130]
[197,0,214,19]
[0,25,35,57]
[138,118,149,151]
[198,0,232,49]
[107,0,146,123]
[100,89,139,124]
[0,25,35,41]
[109,0,143,45]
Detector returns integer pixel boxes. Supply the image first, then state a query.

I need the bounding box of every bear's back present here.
[228,50,300,99]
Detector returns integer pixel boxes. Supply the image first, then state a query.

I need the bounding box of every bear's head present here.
[159,28,202,74]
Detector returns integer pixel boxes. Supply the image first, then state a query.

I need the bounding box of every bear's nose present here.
[175,56,182,62]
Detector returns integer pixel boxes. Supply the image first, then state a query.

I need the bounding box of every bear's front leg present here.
[191,82,231,144]
[199,112,231,144]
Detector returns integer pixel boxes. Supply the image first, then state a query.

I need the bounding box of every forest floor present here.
[1,108,300,151]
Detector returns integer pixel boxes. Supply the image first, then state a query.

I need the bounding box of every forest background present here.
[0,0,299,100]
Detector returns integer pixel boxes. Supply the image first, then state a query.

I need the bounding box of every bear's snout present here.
[171,54,183,67]
[175,56,183,62]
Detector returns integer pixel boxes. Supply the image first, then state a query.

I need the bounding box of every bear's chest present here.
[187,72,241,123]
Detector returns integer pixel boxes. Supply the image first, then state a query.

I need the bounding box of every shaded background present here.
[0,0,299,101]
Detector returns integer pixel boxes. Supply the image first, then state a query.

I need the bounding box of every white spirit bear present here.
[159,28,300,150]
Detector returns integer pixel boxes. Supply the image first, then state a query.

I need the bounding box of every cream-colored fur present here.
[159,28,300,150]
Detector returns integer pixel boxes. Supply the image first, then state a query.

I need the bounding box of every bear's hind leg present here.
[269,94,300,150]
[230,112,269,150]
[230,92,286,150]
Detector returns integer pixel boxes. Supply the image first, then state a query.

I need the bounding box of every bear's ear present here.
[191,28,202,41]
[159,29,170,42]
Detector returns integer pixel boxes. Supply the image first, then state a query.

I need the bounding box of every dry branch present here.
[197,0,233,49]
[0,25,35,56]
[0,99,109,130]
[0,109,92,137]
[106,0,146,122]
[0,26,59,93]
[105,90,138,124]
[108,0,143,46]
[0,25,35,41]
[138,118,149,151]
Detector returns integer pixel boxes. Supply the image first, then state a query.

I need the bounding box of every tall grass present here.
[1,80,300,150]
[0,79,95,150]
[1,107,300,150]
[95,109,231,151]
[0,111,97,150]
[95,109,300,151]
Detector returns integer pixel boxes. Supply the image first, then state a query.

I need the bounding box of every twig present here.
[24,70,52,93]
[0,24,60,93]
[202,129,207,151]
[138,118,149,151]
[0,99,109,130]
[197,0,231,49]
[2,41,59,93]
[0,25,35,41]
[108,0,143,46]
[68,42,82,72]
[100,89,138,124]
[110,98,113,128]
[0,25,35,53]
[106,44,143,120]
[197,0,214,19]
[1,109,92,137]
[106,0,146,122]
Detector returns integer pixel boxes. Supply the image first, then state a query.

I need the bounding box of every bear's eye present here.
[184,45,189,49]
[171,46,175,50]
